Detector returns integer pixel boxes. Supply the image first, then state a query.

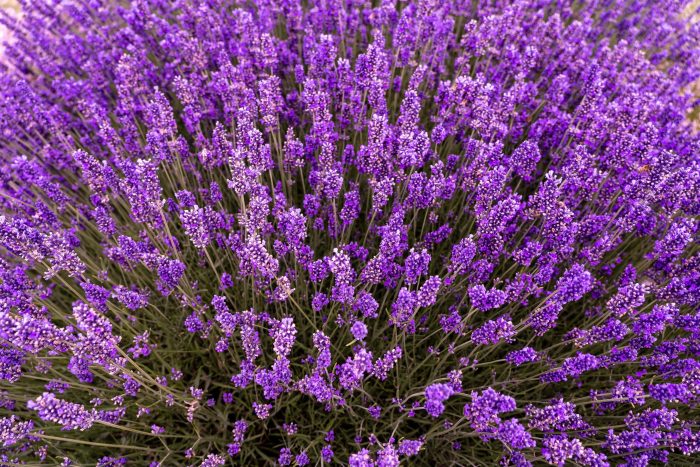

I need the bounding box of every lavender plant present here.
[0,0,699,465]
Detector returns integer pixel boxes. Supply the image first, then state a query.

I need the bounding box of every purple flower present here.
[404,248,430,285]
[200,454,225,467]
[377,444,399,467]
[270,317,297,358]
[349,449,375,467]
[253,402,272,420]
[351,321,368,341]
[506,347,540,366]
[463,389,516,431]
[471,316,516,345]
[27,393,95,431]
[425,383,454,418]
[295,452,310,466]
[0,416,33,447]
[278,447,292,466]
[496,419,535,450]
[397,439,423,457]
[468,285,508,312]
[321,445,334,463]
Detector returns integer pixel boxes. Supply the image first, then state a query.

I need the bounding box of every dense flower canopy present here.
[0,0,699,465]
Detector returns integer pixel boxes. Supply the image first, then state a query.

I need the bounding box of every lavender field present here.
[0,1,699,465]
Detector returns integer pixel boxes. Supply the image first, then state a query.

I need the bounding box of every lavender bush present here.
[0,0,699,465]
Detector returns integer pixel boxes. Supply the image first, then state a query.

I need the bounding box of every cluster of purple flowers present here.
[0,0,699,465]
